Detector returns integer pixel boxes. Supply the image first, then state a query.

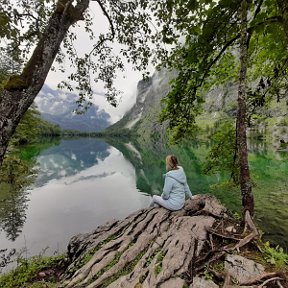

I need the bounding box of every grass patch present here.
[262,241,288,268]
[0,254,65,288]
[211,260,225,273]
[100,249,148,287]
[203,269,214,281]
[247,240,288,270]
[154,264,162,275]
[154,249,167,275]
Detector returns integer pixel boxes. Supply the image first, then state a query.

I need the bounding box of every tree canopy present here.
[154,0,288,140]
[0,0,157,108]
[1,0,287,142]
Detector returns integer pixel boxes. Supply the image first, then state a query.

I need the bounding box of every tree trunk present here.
[0,0,89,167]
[237,0,254,215]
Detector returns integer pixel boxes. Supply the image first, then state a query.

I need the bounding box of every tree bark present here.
[0,0,89,166]
[237,0,254,215]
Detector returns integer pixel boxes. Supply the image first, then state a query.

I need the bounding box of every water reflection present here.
[250,151,288,247]
[0,189,29,242]
[0,138,150,262]
[35,138,110,186]
[0,136,287,265]
[0,155,36,241]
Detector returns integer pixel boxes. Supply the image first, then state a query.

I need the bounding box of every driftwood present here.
[56,195,287,288]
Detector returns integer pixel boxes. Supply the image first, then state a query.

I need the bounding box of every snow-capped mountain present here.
[35,85,111,132]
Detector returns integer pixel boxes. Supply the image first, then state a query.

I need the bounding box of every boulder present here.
[224,254,265,283]
[58,195,281,288]
[61,195,226,287]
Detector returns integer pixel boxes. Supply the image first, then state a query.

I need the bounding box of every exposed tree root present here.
[258,277,284,287]
[208,229,241,241]
[241,271,280,285]
[194,250,226,274]
[230,210,259,252]
[57,195,287,288]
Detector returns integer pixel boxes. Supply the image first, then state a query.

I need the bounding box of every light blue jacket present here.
[162,166,192,210]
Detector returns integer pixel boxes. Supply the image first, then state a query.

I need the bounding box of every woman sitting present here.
[151,155,192,211]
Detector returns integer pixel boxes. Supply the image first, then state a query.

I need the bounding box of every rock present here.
[225,226,236,233]
[224,254,265,283]
[58,195,285,288]
[60,195,227,288]
[160,277,186,287]
[190,276,219,288]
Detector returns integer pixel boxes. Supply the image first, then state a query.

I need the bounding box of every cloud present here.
[45,1,153,124]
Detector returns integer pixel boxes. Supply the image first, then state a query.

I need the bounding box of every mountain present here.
[108,69,288,150]
[35,85,111,132]
[108,69,177,142]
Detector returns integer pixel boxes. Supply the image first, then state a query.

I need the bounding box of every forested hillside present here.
[109,68,287,150]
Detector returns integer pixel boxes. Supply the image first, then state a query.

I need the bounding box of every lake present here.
[0,137,287,269]
[0,138,151,264]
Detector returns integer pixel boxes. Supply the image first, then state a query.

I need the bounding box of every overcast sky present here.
[45,1,154,123]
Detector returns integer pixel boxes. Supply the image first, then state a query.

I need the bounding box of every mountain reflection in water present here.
[0,137,287,265]
[0,138,151,261]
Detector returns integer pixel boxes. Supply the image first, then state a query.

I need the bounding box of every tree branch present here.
[199,15,282,88]
[253,0,264,21]
[200,33,240,87]
[247,0,264,44]
[88,0,115,57]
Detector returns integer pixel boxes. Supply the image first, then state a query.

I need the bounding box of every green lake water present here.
[0,137,287,267]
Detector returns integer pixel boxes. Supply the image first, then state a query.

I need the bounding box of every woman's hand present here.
[161,192,169,200]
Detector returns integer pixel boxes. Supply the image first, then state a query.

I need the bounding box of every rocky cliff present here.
[108,69,177,142]
[108,69,288,150]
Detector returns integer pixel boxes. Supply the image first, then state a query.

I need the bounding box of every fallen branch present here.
[195,251,226,273]
[241,271,280,285]
[258,277,283,288]
[208,229,241,241]
[228,210,258,251]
